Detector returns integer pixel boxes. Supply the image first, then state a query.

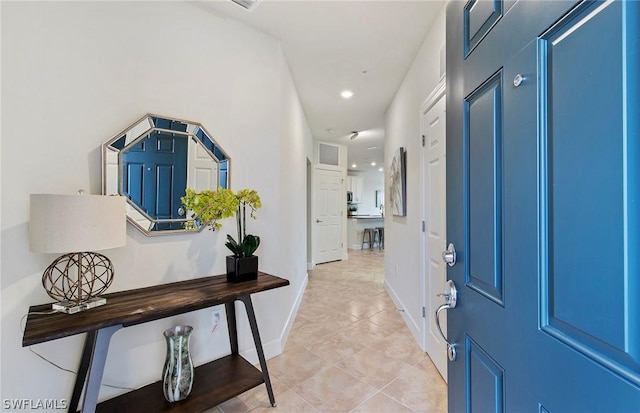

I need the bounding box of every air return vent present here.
[318,143,339,166]
[231,0,261,11]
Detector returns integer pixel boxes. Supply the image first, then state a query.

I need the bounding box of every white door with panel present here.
[422,88,447,381]
[187,138,217,191]
[314,167,343,264]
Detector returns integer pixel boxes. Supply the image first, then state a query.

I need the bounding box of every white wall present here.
[275,55,315,345]
[0,1,312,404]
[384,4,447,342]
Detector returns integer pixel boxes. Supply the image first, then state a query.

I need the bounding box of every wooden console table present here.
[22,272,289,413]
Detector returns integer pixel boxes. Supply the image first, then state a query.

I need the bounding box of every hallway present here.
[216,249,447,412]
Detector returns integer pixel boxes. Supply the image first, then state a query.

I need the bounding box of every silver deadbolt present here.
[435,280,458,361]
[513,74,524,87]
[442,243,456,267]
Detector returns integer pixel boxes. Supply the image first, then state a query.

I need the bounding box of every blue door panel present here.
[155,164,174,219]
[465,71,503,304]
[125,162,144,208]
[156,135,175,153]
[467,0,499,39]
[466,336,504,413]
[628,0,640,365]
[543,0,625,353]
[464,0,503,56]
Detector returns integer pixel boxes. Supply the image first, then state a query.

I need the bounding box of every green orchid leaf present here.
[242,234,260,257]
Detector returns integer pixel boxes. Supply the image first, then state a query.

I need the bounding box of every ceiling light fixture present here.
[349,131,359,140]
[352,164,357,168]
[341,90,353,99]
[379,168,384,172]
[230,0,262,11]
[367,146,377,150]
[371,162,376,166]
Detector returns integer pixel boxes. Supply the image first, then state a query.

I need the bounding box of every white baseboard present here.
[384,278,423,349]
[281,272,308,347]
[240,336,281,365]
[242,272,309,363]
[307,261,315,271]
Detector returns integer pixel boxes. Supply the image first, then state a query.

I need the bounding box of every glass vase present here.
[162,325,194,402]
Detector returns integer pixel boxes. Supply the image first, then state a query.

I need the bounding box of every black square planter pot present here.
[226,255,259,283]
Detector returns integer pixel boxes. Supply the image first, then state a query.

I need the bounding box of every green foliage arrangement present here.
[181,188,262,258]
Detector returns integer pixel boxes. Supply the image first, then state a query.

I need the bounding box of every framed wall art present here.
[389,147,406,216]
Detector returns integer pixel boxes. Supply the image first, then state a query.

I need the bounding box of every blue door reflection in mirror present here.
[122,131,188,231]
[103,114,231,235]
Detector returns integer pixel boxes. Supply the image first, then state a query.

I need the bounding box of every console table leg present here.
[225,302,238,355]
[68,330,98,412]
[238,296,276,407]
[79,325,121,413]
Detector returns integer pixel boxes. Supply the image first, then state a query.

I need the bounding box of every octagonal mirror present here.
[102,114,230,235]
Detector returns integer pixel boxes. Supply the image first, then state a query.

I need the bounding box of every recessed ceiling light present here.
[371,162,376,166]
[326,128,335,134]
[349,131,359,140]
[341,90,353,99]
[367,146,377,150]
[352,164,357,168]
[379,168,383,172]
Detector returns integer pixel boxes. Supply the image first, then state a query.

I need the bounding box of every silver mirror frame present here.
[102,114,231,235]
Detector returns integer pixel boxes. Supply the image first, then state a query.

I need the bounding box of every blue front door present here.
[446,1,640,411]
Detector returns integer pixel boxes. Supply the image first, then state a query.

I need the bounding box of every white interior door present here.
[421,87,447,381]
[314,167,343,264]
[187,138,217,191]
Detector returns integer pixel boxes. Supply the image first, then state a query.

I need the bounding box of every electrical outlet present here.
[211,310,221,334]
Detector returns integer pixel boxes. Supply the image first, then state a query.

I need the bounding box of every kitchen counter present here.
[347,215,384,249]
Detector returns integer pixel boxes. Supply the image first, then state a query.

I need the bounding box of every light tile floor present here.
[215,248,447,413]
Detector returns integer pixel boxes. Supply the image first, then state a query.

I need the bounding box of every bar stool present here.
[375,227,384,249]
[362,228,376,249]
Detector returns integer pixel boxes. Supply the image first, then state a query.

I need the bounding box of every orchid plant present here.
[181,188,262,258]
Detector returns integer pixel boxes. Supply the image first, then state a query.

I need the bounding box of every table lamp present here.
[29,192,126,314]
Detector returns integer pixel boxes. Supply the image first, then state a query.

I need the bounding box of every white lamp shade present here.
[29,194,127,254]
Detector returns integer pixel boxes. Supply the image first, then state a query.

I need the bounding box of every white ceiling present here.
[196,0,445,172]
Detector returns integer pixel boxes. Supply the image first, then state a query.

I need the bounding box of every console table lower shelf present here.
[96,355,263,412]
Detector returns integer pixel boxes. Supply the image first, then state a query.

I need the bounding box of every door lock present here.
[513,73,524,87]
[442,243,457,267]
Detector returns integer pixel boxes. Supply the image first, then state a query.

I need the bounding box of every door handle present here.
[435,280,458,361]
[316,219,323,223]
[441,243,457,266]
